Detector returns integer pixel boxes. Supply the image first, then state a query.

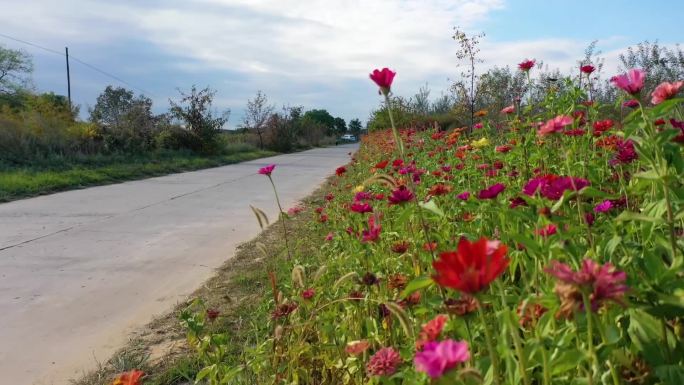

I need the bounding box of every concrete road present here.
[0,144,356,385]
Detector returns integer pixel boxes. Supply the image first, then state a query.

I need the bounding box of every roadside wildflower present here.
[324,232,334,241]
[112,370,144,385]
[388,273,408,290]
[471,137,490,148]
[206,308,220,321]
[301,288,315,300]
[594,200,613,213]
[580,64,596,75]
[336,166,347,176]
[414,340,470,379]
[444,295,478,315]
[345,340,370,356]
[478,183,505,199]
[592,119,614,135]
[611,69,646,95]
[258,164,276,176]
[433,237,509,294]
[416,314,448,350]
[535,224,557,237]
[375,159,389,169]
[391,240,410,254]
[650,81,683,104]
[367,347,402,376]
[501,105,515,114]
[388,185,415,204]
[457,191,470,200]
[518,59,536,72]
[545,259,628,315]
[287,205,304,216]
[370,68,396,95]
[538,115,573,136]
[350,201,373,213]
[361,215,382,243]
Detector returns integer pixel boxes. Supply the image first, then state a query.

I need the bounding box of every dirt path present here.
[0,144,356,385]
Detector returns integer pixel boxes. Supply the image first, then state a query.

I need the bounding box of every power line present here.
[0,32,156,97]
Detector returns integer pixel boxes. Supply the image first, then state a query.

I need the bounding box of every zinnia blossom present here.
[594,200,613,213]
[301,288,315,300]
[538,115,573,136]
[345,340,370,356]
[650,81,683,104]
[258,164,276,176]
[545,259,628,315]
[370,68,396,95]
[366,347,402,376]
[580,64,596,75]
[415,314,448,350]
[518,59,536,72]
[457,191,470,200]
[610,139,638,165]
[112,370,144,385]
[361,215,382,243]
[611,68,646,95]
[477,183,505,199]
[523,175,589,200]
[388,185,415,204]
[432,237,509,293]
[414,340,470,379]
[350,201,373,213]
[623,99,639,108]
[501,105,515,114]
[336,166,347,176]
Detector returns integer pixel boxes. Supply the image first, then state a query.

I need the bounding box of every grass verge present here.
[72,180,329,385]
[0,150,277,203]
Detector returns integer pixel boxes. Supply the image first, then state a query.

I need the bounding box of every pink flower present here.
[523,175,589,200]
[650,81,684,105]
[518,59,535,72]
[594,200,613,213]
[478,183,505,199]
[370,68,396,95]
[535,224,557,237]
[366,347,402,376]
[580,65,596,75]
[623,99,639,108]
[611,69,645,95]
[287,205,304,216]
[324,232,334,241]
[500,105,515,114]
[361,215,382,243]
[545,259,628,311]
[538,115,573,136]
[473,122,483,129]
[350,202,373,213]
[345,340,370,356]
[414,340,470,379]
[388,185,415,204]
[457,191,470,200]
[609,139,638,166]
[301,288,315,300]
[258,164,276,176]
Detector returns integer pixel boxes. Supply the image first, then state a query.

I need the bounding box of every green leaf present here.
[655,365,684,385]
[615,211,664,224]
[418,200,445,217]
[400,276,434,298]
[578,186,609,198]
[628,309,669,367]
[550,349,583,375]
[633,169,662,180]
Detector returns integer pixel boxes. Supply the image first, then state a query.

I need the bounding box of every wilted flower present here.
[387,273,409,290]
[611,69,645,95]
[650,81,683,104]
[414,340,470,379]
[370,68,397,95]
[206,308,220,321]
[478,183,505,199]
[112,370,144,385]
[517,301,547,327]
[433,237,509,294]
[258,164,276,176]
[271,302,298,319]
[518,59,536,72]
[361,272,380,286]
[391,240,410,254]
[345,340,370,356]
[428,183,452,196]
[444,295,478,316]
[367,347,402,376]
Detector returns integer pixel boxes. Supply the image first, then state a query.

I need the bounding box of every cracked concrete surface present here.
[0,144,356,385]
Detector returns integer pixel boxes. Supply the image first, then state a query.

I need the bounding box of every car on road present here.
[340,134,357,141]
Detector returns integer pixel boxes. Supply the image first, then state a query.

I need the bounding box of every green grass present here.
[0,149,277,202]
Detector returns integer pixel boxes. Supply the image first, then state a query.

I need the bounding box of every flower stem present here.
[268,176,292,259]
[507,310,531,385]
[582,294,596,385]
[384,93,404,157]
[476,299,502,385]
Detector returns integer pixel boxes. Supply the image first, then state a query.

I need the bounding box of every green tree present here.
[0,44,33,95]
[333,117,346,136]
[242,90,274,149]
[303,109,335,135]
[169,85,230,154]
[348,118,362,137]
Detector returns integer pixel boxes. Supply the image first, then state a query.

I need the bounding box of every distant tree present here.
[453,27,485,134]
[0,45,33,95]
[169,85,229,154]
[243,90,274,149]
[90,86,148,128]
[333,117,346,135]
[348,118,362,137]
[303,109,336,135]
[617,41,684,100]
[412,84,431,115]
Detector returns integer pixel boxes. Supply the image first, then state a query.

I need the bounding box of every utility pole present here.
[65,47,71,108]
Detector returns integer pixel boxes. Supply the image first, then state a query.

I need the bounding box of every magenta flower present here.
[258,164,276,176]
[366,347,402,376]
[535,224,557,237]
[650,81,683,105]
[350,202,373,214]
[538,115,573,136]
[457,191,470,200]
[361,215,382,243]
[478,183,505,199]
[580,65,596,75]
[301,288,315,300]
[545,259,628,312]
[518,59,536,72]
[623,99,639,108]
[370,68,396,95]
[414,339,470,379]
[523,175,589,200]
[610,139,638,166]
[388,185,415,204]
[594,200,613,213]
[611,69,646,95]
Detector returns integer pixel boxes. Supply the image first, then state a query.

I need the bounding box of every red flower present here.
[580,65,595,75]
[415,314,448,350]
[366,347,402,376]
[258,164,276,176]
[477,183,505,199]
[350,201,373,213]
[388,185,415,204]
[375,159,389,169]
[432,237,509,294]
[206,308,220,321]
[428,183,452,196]
[370,68,396,95]
[518,59,536,72]
[535,224,557,237]
[495,145,512,153]
[361,215,382,243]
[112,370,144,385]
[336,166,347,176]
[301,288,315,300]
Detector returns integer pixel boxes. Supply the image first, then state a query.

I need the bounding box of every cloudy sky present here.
[1,0,681,126]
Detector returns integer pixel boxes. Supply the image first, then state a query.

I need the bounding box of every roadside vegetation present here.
[0,44,363,201]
